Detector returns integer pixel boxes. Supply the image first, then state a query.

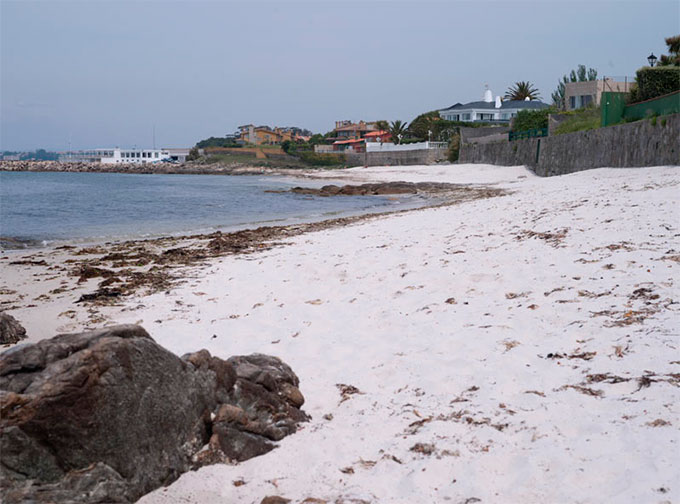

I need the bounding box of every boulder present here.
[0,312,27,345]
[0,325,307,503]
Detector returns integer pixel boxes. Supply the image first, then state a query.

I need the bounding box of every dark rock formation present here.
[0,325,307,503]
[291,181,460,196]
[0,313,27,345]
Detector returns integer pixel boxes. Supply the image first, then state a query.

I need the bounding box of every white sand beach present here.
[3,164,679,503]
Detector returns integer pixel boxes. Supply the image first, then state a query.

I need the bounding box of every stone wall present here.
[459,126,510,144]
[459,113,680,176]
[345,148,448,167]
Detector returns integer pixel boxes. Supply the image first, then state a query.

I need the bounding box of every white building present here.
[58,148,172,164]
[439,86,549,123]
[100,148,171,164]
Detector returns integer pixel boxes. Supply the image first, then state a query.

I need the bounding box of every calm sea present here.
[0,171,422,249]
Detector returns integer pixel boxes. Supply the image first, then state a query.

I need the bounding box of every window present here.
[581,95,593,107]
[463,113,471,120]
[154,152,159,158]
[570,96,576,109]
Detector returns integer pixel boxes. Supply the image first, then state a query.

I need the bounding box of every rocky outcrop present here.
[291,181,461,196]
[0,325,307,503]
[0,313,26,345]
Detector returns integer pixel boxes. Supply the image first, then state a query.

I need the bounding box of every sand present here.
[2,164,679,504]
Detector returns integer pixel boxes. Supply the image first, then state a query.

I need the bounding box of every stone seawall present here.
[459,113,680,176]
[345,148,448,167]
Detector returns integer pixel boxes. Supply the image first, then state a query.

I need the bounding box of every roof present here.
[334,123,375,132]
[364,130,389,137]
[333,138,365,145]
[440,100,550,111]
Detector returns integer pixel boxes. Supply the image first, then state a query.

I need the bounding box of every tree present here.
[374,120,389,132]
[659,34,680,66]
[551,65,598,109]
[308,134,325,145]
[407,111,441,140]
[388,120,408,144]
[280,140,293,153]
[504,81,541,101]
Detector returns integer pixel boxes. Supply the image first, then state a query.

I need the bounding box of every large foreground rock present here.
[0,312,26,345]
[0,325,307,503]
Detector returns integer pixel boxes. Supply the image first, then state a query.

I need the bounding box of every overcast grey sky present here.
[1,0,677,150]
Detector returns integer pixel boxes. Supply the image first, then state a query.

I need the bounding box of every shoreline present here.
[0,175,507,343]
[0,177,471,252]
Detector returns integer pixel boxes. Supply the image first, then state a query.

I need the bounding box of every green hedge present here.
[631,66,680,102]
[511,107,555,132]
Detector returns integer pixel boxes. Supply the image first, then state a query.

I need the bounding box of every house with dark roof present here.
[439,86,549,123]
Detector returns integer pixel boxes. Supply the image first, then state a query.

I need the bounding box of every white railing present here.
[365,141,447,152]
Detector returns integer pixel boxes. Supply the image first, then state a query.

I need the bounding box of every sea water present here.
[0,171,424,249]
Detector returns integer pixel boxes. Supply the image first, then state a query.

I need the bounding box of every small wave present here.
[0,236,47,250]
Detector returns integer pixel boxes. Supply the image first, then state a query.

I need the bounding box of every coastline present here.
[0,172,506,343]
[2,163,679,503]
[0,160,342,178]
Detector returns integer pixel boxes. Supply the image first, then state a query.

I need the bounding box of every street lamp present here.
[647,53,657,67]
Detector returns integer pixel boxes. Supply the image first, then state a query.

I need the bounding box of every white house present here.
[439,86,550,123]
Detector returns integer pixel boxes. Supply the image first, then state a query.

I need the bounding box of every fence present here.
[508,128,548,142]
[365,141,447,152]
[601,90,680,126]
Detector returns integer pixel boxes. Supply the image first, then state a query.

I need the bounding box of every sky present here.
[1,0,678,150]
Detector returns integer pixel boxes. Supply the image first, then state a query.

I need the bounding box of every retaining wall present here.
[459,126,509,143]
[459,113,679,176]
[345,148,448,167]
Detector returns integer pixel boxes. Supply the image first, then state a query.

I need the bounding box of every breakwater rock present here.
[0,160,281,176]
[291,181,462,196]
[0,325,307,503]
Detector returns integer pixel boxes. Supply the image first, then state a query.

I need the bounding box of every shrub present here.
[512,107,555,132]
[447,133,461,162]
[631,66,680,102]
[552,107,601,135]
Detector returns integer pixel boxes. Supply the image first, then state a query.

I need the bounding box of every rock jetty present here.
[290,181,465,196]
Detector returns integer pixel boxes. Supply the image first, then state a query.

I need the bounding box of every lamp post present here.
[647,53,657,67]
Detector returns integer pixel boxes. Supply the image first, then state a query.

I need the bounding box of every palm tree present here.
[389,120,408,144]
[505,81,541,101]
